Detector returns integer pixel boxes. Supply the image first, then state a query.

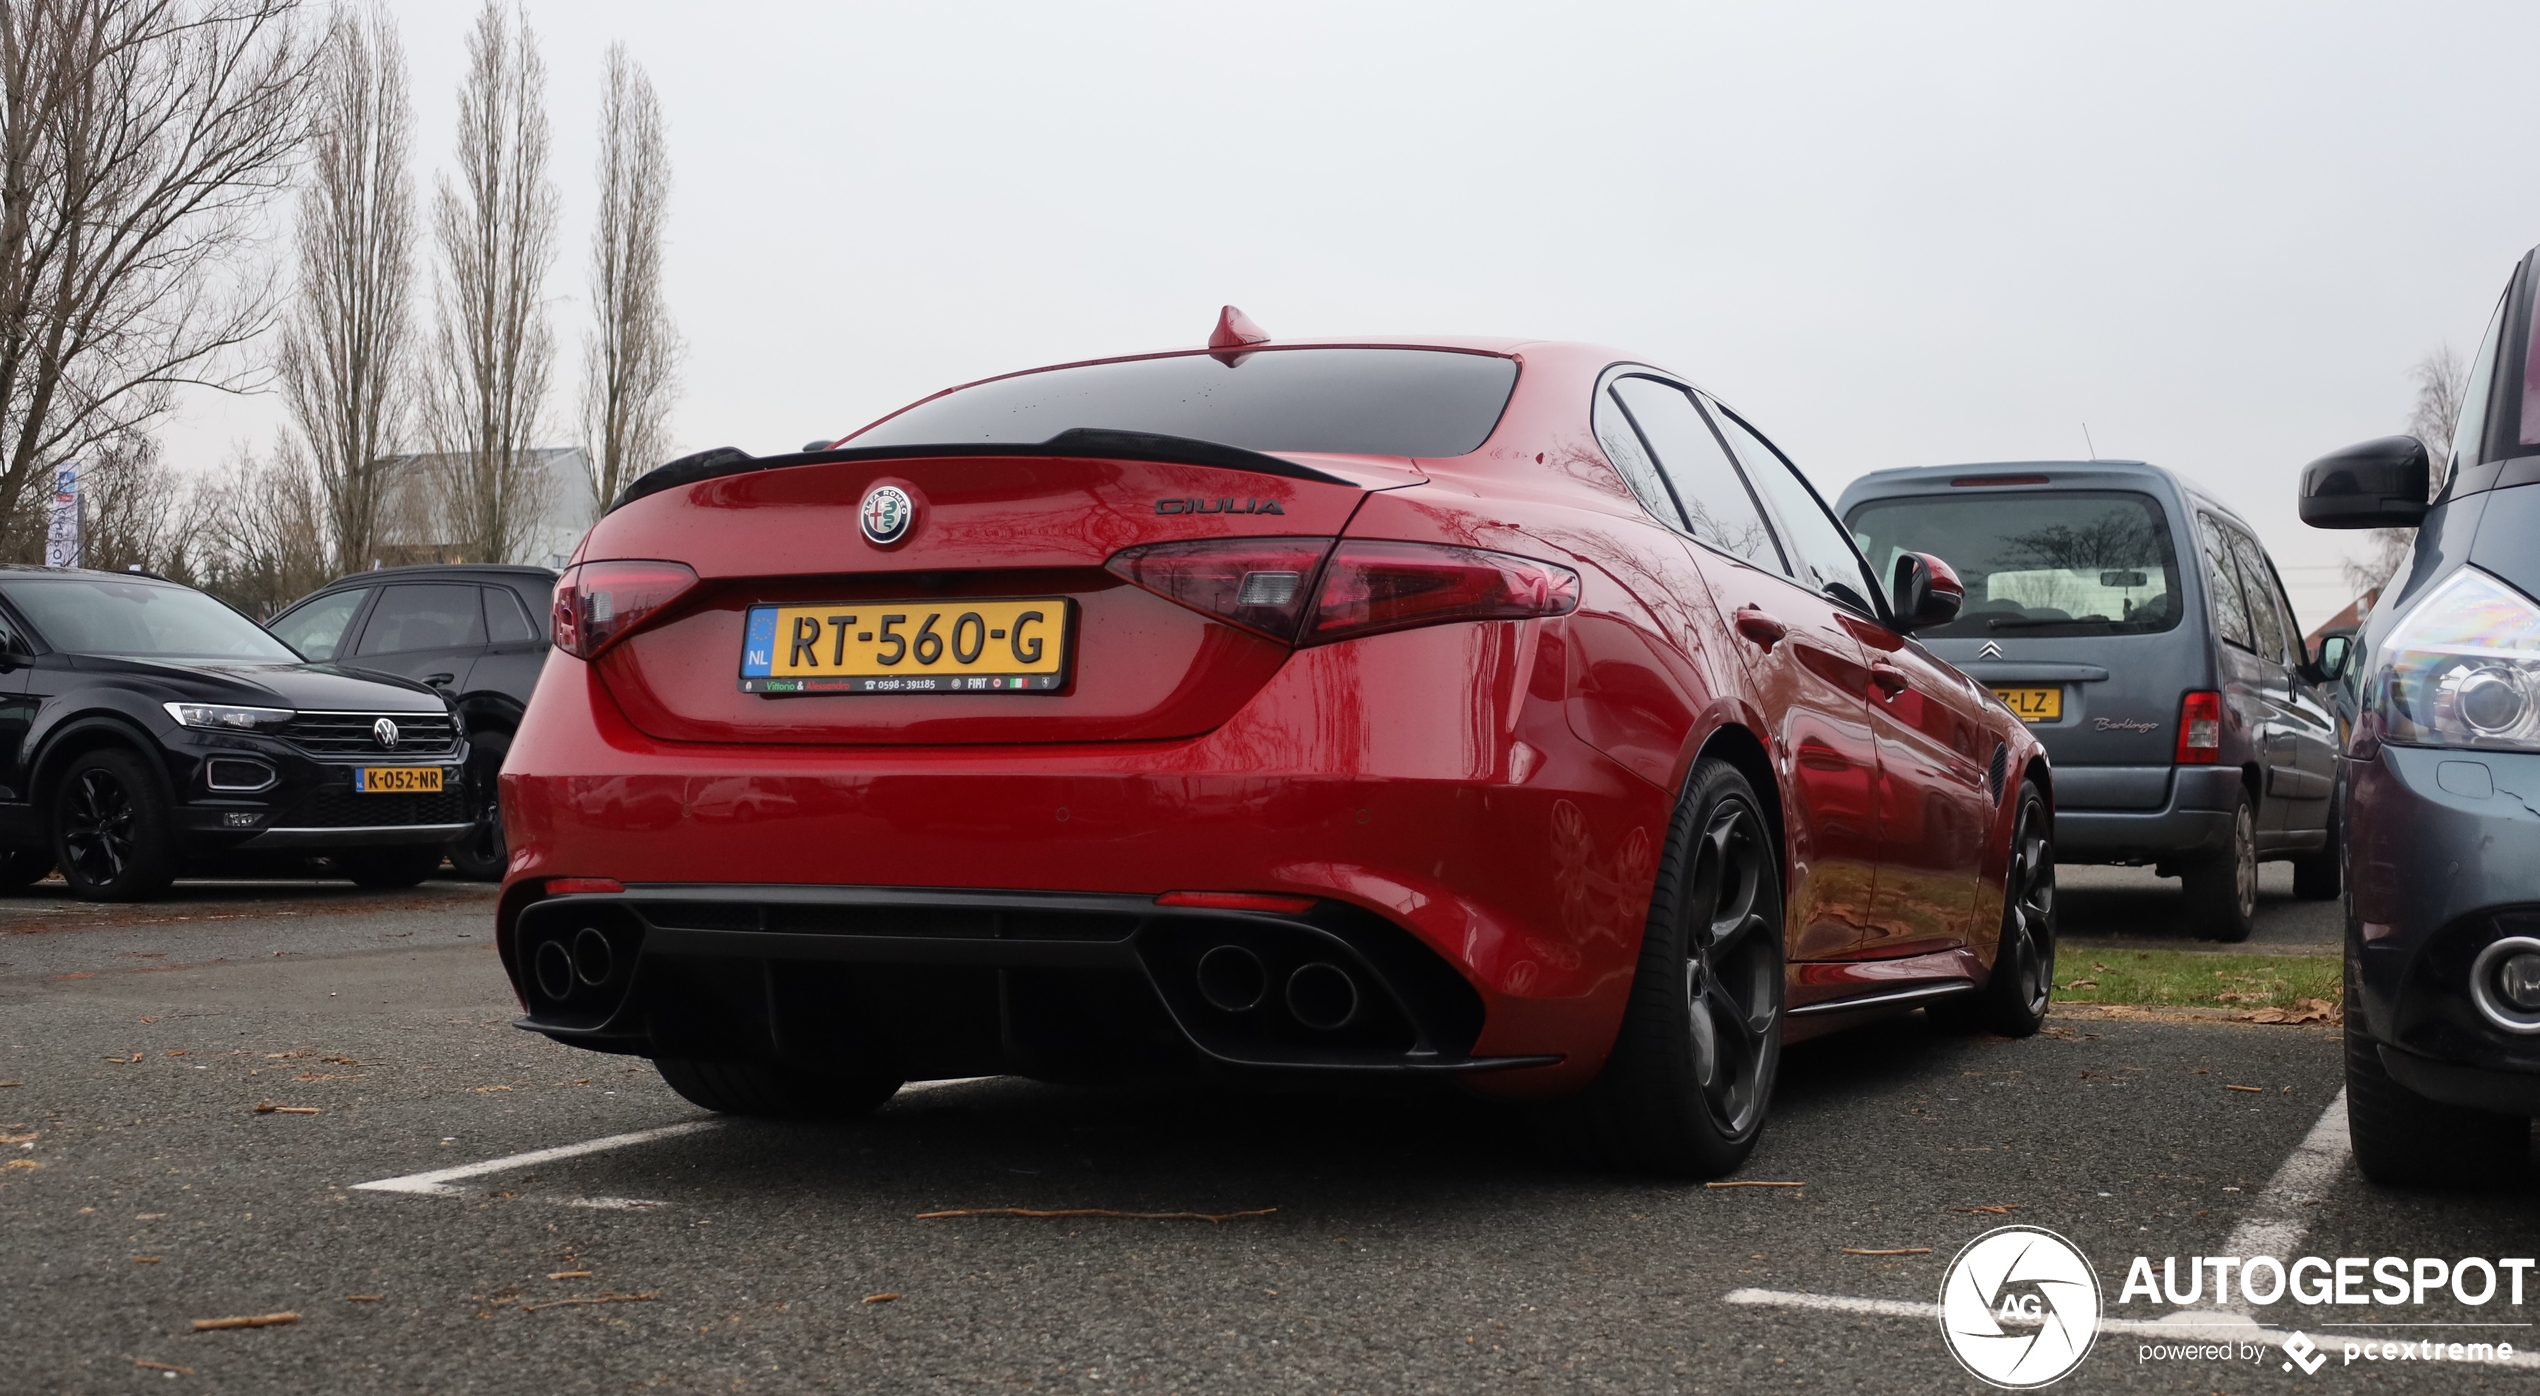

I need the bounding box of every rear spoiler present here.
[612,428,1355,511]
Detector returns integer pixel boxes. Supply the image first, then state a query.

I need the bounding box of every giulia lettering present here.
[912,613,944,665]
[951,611,986,664]
[875,614,907,665]
[789,615,822,667]
[1011,610,1046,664]
[1152,497,1287,515]
[1155,499,1186,514]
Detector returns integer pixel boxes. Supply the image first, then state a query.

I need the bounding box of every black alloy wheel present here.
[52,749,178,902]
[1933,781,2056,1036]
[448,729,511,882]
[1583,757,1785,1177]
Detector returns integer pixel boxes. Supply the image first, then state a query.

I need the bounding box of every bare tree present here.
[0,0,316,559]
[193,436,327,616]
[424,0,553,565]
[2345,346,2473,599]
[580,41,676,510]
[81,429,207,580]
[277,1,411,576]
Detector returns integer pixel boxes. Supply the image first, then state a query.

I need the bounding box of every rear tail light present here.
[2177,690,2222,763]
[1106,538,1337,641]
[1107,538,1579,646]
[552,560,698,659]
[1303,541,1579,646]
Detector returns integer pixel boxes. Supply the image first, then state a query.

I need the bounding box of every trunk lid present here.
[583,450,1405,745]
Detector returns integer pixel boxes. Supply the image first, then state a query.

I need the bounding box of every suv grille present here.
[282,711,459,756]
[296,785,468,828]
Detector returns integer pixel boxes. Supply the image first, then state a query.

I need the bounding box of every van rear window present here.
[1845,491,2183,637]
[847,348,1518,459]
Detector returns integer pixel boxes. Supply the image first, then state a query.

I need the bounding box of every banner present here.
[43,462,77,569]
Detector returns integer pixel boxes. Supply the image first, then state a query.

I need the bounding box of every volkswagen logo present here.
[860,484,915,546]
[373,717,401,750]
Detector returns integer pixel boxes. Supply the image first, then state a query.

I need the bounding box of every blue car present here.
[2299,240,2540,1184]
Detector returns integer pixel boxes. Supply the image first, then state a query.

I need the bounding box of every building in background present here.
[371,447,597,569]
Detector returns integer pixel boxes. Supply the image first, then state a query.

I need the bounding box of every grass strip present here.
[2052,947,2340,1011]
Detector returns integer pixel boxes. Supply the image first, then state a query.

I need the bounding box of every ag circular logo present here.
[1939,1225,2101,1388]
[859,484,915,546]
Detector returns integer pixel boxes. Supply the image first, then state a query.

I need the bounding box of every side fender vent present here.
[1987,742,2009,803]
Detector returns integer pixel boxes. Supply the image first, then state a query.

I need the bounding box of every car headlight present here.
[162,702,296,733]
[2370,567,2540,749]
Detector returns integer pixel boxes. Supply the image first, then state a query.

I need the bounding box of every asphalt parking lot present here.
[2,867,2534,1393]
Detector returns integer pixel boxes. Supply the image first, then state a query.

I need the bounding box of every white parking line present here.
[2222,1087,2350,1263]
[1722,1288,2540,1369]
[353,1121,723,1198]
[349,1076,1002,1201]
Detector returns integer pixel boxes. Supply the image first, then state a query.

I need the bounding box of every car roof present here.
[315,564,557,589]
[1835,459,2265,538]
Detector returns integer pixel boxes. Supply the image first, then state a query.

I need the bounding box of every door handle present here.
[1733,607,1787,651]
[1870,661,1910,701]
[424,673,455,687]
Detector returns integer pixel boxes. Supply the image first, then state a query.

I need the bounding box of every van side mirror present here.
[2298,436,2430,529]
[2300,632,2353,684]
[1891,551,1964,632]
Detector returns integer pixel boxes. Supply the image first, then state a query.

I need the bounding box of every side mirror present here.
[1891,551,1964,632]
[2298,436,2430,530]
[2300,632,2354,684]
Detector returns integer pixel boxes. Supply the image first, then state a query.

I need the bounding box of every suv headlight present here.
[163,702,295,733]
[2370,567,2540,749]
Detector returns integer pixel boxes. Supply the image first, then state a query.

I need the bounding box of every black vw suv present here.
[0,567,468,901]
[2300,239,2540,1186]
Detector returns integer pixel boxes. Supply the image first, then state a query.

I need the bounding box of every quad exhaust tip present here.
[1285,961,1360,1031]
[572,926,615,987]
[1196,945,1267,1014]
[532,939,574,1002]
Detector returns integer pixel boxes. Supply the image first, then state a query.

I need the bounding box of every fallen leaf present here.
[131,1359,194,1375]
[0,1131,35,1144]
[165,1050,187,1058]
[2063,979,2099,990]
[4,1158,39,1170]
[917,1206,1276,1223]
[136,1213,167,1220]
[472,1085,513,1094]
[319,1056,358,1065]
[520,1290,660,1313]
[343,1295,383,1303]
[862,1293,900,1304]
[1701,1181,1805,1189]
[190,1312,299,1332]
[133,1256,161,1264]
[1841,1247,1932,1255]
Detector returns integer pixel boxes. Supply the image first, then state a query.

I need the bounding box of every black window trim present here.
[1592,364,1797,578]
[270,584,379,664]
[352,581,490,659]
[1698,393,1893,625]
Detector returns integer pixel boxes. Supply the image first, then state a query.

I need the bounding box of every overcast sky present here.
[161,0,2540,626]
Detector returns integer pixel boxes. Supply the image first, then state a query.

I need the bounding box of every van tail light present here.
[1106,537,1338,641]
[552,560,699,659]
[2177,690,2222,763]
[1302,541,1579,646]
[1108,538,1580,646]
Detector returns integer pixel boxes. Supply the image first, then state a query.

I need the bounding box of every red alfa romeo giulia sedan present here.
[497,310,2054,1175]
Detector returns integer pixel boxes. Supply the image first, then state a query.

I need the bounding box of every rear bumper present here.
[498,635,1675,1094]
[2053,765,2240,862]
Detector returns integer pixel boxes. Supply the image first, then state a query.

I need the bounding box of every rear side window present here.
[2225,529,2292,663]
[484,586,538,644]
[271,588,368,661]
[2196,513,2255,650]
[1847,490,2183,638]
[848,348,1519,458]
[1606,376,1783,571]
[356,584,486,656]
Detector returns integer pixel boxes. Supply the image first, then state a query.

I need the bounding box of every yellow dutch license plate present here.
[357,767,444,793]
[738,597,1072,695]
[1991,686,2062,723]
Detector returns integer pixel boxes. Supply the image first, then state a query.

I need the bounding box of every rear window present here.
[1845,490,2183,638]
[847,347,1518,458]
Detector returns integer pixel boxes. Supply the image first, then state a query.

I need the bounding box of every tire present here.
[446,728,510,882]
[1930,780,2056,1037]
[653,1057,905,1121]
[2291,802,2340,901]
[1579,757,1785,1177]
[335,844,445,889]
[2183,785,2257,942]
[0,848,53,890]
[2345,958,2527,1187]
[51,748,178,902]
